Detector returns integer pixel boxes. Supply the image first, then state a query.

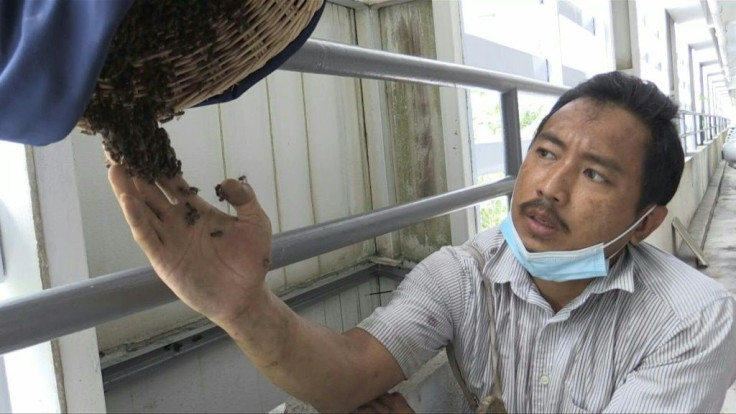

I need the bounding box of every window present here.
[558,0,611,85]
[461,0,553,82]
[460,0,608,231]
[466,90,559,231]
[462,0,548,58]
[519,92,558,160]
[637,2,669,92]
[467,90,508,230]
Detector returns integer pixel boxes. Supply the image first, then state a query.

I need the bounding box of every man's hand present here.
[354,393,414,414]
[108,164,273,326]
[108,162,406,412]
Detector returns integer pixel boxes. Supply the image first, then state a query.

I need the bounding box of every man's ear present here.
[630,206,668,245]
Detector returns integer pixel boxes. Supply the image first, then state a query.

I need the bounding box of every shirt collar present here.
[484,229,535,300]
[586,245,636,295]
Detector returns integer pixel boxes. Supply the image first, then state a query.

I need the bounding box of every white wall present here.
[33,140,107,413]
[0,141,61,413]
[646,133,725,252]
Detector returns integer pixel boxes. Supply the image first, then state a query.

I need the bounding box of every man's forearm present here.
[216,284,403,412]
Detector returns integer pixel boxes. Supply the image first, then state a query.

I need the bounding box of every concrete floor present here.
[697,162,736,413]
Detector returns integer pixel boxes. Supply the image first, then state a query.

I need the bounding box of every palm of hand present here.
[109,165,272,325]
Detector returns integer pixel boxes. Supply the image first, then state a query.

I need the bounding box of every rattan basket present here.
[78,0,323,132]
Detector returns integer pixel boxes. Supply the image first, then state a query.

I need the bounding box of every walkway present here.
[699,162,736,413]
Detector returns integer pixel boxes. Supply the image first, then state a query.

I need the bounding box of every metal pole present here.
[0,179,515,355]
[282,39,568,96]
[0,357,10,413]
[502,89,523,177]
[691,113,696,147]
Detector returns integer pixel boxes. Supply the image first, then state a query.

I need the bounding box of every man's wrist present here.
[211,280,272,328]
[214,282,295,366]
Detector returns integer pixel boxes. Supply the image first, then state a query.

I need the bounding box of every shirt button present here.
[540,375,550,386]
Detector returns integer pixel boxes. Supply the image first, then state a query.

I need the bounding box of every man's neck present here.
[530,251,624,313]
[532,277,592,313]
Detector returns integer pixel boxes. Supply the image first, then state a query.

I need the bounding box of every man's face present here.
[511,98,649,255]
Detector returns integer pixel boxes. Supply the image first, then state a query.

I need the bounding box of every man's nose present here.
[536,164,572,205]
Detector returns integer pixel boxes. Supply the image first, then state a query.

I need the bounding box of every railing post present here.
[679,114,687,154]
[691,112,697,150]
[0,357,10,412]
[502,89,523,178]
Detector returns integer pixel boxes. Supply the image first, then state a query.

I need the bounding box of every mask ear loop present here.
[603,205,657,259]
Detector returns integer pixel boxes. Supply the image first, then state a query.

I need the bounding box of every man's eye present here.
[536,148,555,159]
[584,168,607,183]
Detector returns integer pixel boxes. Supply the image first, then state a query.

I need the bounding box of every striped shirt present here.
[358,228,736,413]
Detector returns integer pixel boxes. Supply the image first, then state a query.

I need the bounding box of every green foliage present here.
[476,173,509,230]
[479,197,509,230]
[471,88,545,143]
[470,93,551,230]
[520,107,542,130]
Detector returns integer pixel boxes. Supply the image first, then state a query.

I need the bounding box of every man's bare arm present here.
[220,288,405,412]
[107,164,404,412]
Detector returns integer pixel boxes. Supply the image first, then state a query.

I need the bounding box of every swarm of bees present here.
[81,0,249,183]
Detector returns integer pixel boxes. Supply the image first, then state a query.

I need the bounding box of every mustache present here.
[518,198,570,234]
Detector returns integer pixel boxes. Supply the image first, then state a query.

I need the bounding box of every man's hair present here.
[533,71,683,211]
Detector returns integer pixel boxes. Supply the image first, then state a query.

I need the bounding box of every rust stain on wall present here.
[379,1,450,262]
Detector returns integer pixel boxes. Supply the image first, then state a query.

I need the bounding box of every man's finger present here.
[218,178,259,210]
[354,401,391,414]
[154,173,210,209]
[108,164,140,201]
[131,176,178,215]
[379,393,413,413]
[103,148,118,166]
[119,194,163,254]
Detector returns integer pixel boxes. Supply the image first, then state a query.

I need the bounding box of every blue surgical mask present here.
[500,206,656,282]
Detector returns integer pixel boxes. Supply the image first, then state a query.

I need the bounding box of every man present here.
[108,71,736,412]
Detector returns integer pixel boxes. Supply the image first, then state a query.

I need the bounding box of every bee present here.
[178,186,199,196]
[159,110,185,124]
[215,184,225,201]
[184,202,200,226]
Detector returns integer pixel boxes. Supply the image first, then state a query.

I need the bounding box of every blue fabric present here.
[0,0,134,146]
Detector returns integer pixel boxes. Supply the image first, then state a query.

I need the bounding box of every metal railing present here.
[0,178,514,354]
[282,39,567,96]
[677,109,729,154]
